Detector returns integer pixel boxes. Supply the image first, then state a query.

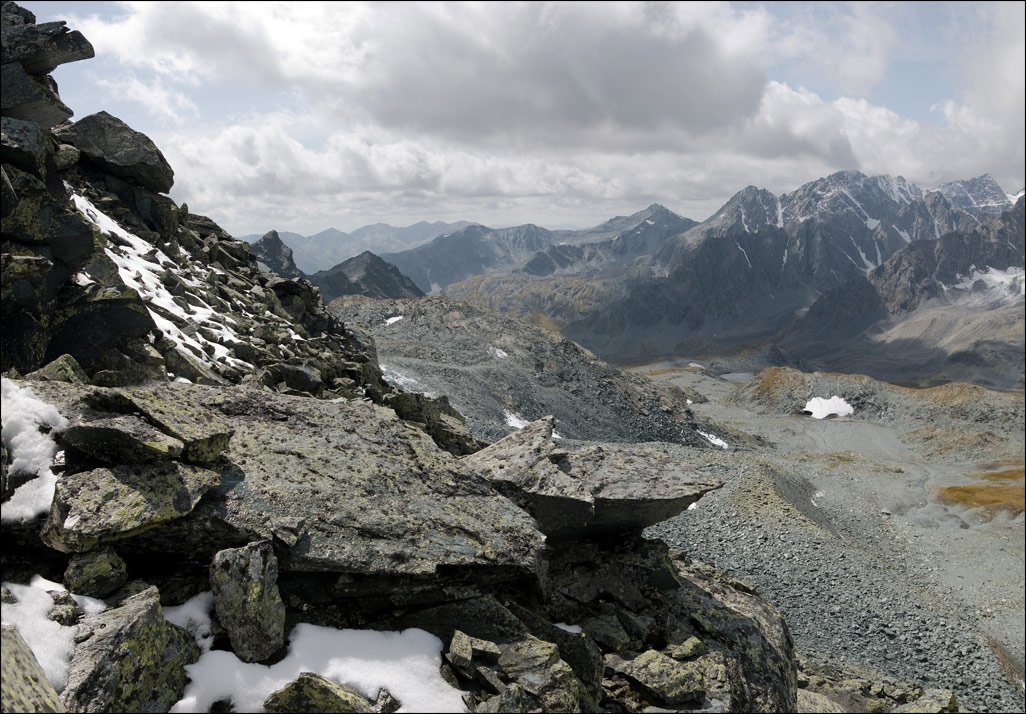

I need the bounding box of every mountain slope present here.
[250,230,303,279]
[308,250,424,302]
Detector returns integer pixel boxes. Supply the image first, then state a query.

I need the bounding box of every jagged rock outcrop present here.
[251,229,303,280]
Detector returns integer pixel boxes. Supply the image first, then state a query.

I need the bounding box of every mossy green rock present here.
[25,354,89,384]
[86,387,233,463]
[63,547,128,597]
[1,624,66,713]
[605,649,705,707]
[210,540,285,663]
[61,414,184,464]
[498,636,586,712]
[42,461,220,552]
[60,586,199,713]
[263,672,372,713]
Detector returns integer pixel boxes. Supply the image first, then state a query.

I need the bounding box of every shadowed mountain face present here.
[309,251,424,302]
[250,230,303,279]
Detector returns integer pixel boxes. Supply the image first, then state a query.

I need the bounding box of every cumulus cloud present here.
[52,1,1026,234]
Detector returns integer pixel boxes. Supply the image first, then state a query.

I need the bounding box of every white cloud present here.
[46,1,1026,234]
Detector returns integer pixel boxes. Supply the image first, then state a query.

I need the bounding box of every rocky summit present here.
[2,3,1022,714]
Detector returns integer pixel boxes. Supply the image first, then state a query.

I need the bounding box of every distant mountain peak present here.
[251,229,303,279]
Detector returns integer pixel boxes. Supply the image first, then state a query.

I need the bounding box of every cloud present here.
[52,1,1025,235]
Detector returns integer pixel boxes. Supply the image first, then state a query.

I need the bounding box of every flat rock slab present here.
[605,650,705,707]
[43,460,220,552]
[86,386,233,463]
[61,414,185,463]
[1,19,95,74]
[206,386,544,579]
[464,418,722,540]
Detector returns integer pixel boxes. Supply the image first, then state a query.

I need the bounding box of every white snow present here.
[72,271,95,286]
[1,575,105,691]
[70,192,253,374]
[488,346,508,359]
[953,265,1026,296]
[697,430,729,450]
[735,241,753,269]
[1008,190,1024,204]
[865,218,880,230]
[1,378,68,523]
[687,502,699,511]
[384,315,404,325]
[895,227,912,243]
[775,196,784,228]
[781,247,788,268]
[803,396,854,419]
[645,219,655,225]
[811,490,825,507]
[166,593,464,713]
[848,236,875,271]
[553,623,582,634]
[503,410,531,429]
[379,364,436,397]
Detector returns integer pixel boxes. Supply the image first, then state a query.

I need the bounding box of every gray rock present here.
[464,417,722,540]
[86,386,233,463]
[275,362,323,394]
[25,354,89,383]
[895,689,959,713]
[797,689,847,713]
[47,590,83,625]
[61,586,199,713]
[263,672,372,713]
[42,460,221,552]
[53,142,79,169]
[54,111,173,193]
[64,547,128,597]
[605,650,705,707]
[210,540,286,663]
[60,414,186,464]
[580,614,631,652]
[0,116,47,175]
[1,18,94,74]
[1,624,66,713]
[446,630,502,676]
[1,60,73,128]
[1,165,16,218]
[474,683,534,713]
[497,636,586,712]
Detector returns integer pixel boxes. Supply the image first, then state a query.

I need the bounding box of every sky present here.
[23,1,1026,236]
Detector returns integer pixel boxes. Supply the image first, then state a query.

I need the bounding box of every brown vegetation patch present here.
[936,484,1025,515]
[977,466,1025,482]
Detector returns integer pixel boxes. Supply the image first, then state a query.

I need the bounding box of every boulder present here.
[474,684,534,713]
[263,673,372,713]
[60,586,199,713]
[64,547,128,597]
[209,540,286,662]
[46,590,83,625]
[42,460,220,552]
[895,689,958,713]
[464,417,722,540]
[605,650,705,707]
[496,636,586,712]
[797,689,847,713]
[446,630,502,676]
[25,354,88,384]
[1,18,94,74]
[1,116,47,175]
[54,112,173,193]
[1,624,66,713]
[1,60,73,128]
[53,142,79,170]
[60,414,185,463]
[85,386,233,463]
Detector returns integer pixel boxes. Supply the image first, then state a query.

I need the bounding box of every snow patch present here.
[895,227,911,243]
[803,396,854,419]
[553,623,582,634]
[488,346,508,359]
[953,266,1025,296]
[503,411,531,429]
[1,378,68,523]
[735,241,752,269]
[865,218,880,230]
[380,364,436,397]
[166,593,464,713]
[645,219,655,225]
[384,315,404,325]
[697,430,729,449]
[1,576,105,691]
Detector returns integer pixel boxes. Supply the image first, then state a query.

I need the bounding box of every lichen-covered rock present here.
[210,540,285,663]
[474,683,534,713]
[60,586,198,713]
[895,689,959,713]
[1,116,48,175]
[42,461,220,552]
[797,689,847,713]
[1,16,94,74]
[55,111,174,193]
[85,386,233,463]
[446,630,502,676]
[263,672,372,713]
[667,635,705,660]
[464,417,722,540]
[1,624,66,713]
[605,649,705,707]
[0,60,72,128]
[497,636,586,712]
[46,590,83,625]
[60,414,185,463]
[24,354,88,384]
[64,547,128,597]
